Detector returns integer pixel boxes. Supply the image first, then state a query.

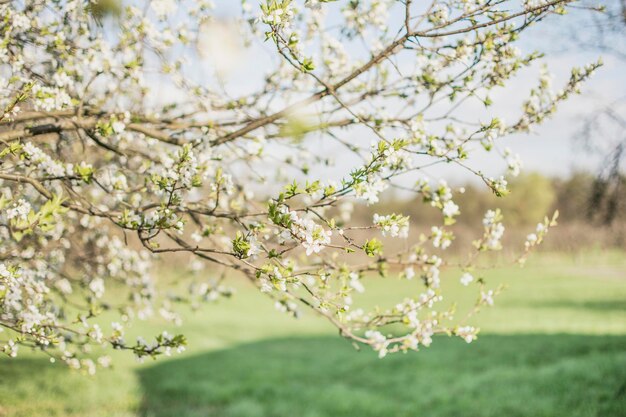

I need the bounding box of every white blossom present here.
[89,278,105,299]
[6,199,31,221]
[373,213,409,238]
[481,290,495,306]
[151,0,177,18]
[456,326,478,343]
[460,272,474,286]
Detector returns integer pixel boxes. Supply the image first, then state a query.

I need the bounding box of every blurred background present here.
[1,1,625,416]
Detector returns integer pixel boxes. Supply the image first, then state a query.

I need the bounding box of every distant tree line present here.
[352,171,626,251]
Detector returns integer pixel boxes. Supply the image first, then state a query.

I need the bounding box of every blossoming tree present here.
[0,0,598,372]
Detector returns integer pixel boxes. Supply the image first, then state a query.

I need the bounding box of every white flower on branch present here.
[460,272,474,286]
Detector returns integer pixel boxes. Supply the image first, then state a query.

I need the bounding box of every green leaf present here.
[364,238,383,257]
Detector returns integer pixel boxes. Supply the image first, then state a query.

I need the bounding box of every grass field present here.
[1,251,625,417]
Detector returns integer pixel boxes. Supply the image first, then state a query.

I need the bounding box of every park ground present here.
[1,250,625,417]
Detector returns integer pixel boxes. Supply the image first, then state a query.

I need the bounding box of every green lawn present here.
[1,251,625,417]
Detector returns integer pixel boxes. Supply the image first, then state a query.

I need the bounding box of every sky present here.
[172,1,626,185]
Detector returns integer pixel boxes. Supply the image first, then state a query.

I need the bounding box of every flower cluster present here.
[22,143,74,178]
[431,226,453,249]
[477,209,506,250]
[262,0,295,27]
[373,213,410,238]
[283,207,333,255]
[354,176,387,205]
